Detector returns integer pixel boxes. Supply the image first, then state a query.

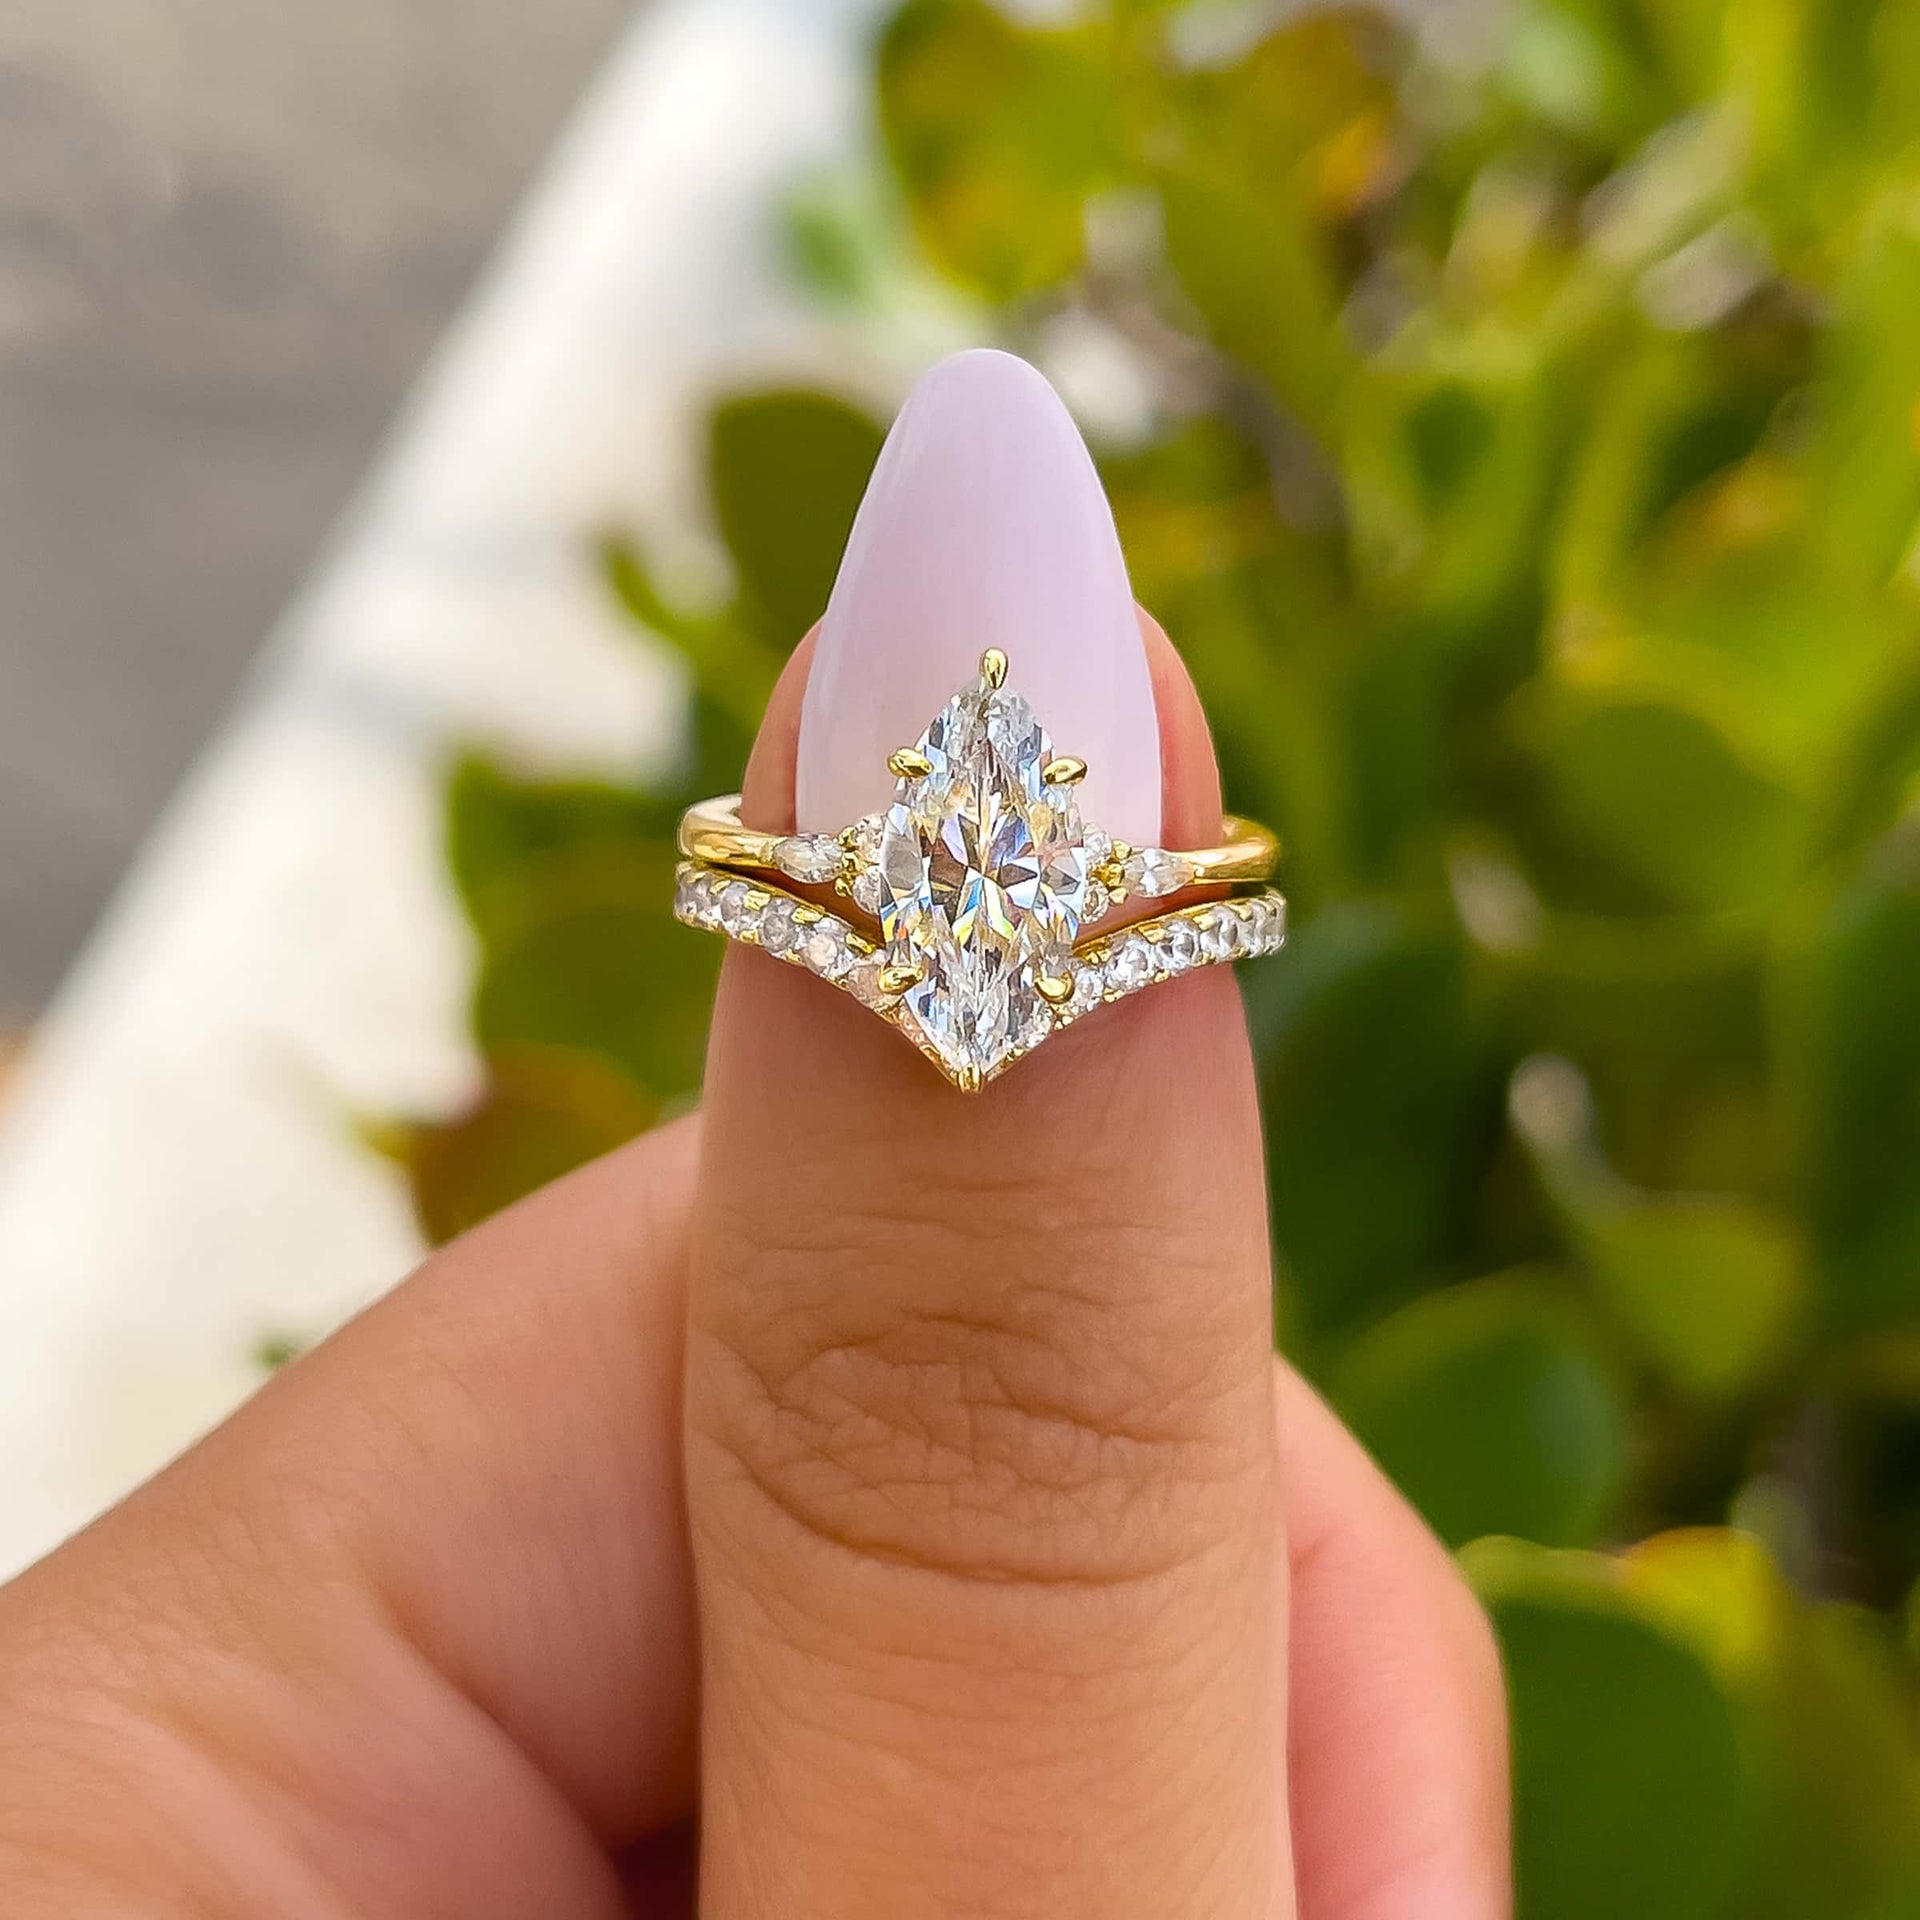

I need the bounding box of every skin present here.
[0,622,1508,1917]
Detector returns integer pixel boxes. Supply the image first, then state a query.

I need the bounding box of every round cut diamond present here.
[1162,918,1200,971]
[1070,964,1104,1014]
[851,866,886,916]
[801,918,851,979]
[875,669,1099,1079]
[1199,907,1236,961]
[760,896,798,955]
[717,882,753,935]
[1105,935,1155,995]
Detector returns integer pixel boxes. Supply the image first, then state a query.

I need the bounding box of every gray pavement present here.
[0,0,632,1015]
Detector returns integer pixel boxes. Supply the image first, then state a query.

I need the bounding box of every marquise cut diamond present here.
[774,833,843,885]
[1123,847,1194,897]
[875,669,1094,1078]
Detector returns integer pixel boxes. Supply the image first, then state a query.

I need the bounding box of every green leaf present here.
[1623,1533,1920,1920]
[1172,8,1403,206]
[1735,0,1891,240]
[446,755,678,942]
[1803,206,1920,592]
[600,535,775,743]
[1331,1271,1631,1546]
[1497,0,1678,148]
[1158,164,1351,442]
[1522,693,1808,912]
[1734,1603,1920,1919]
[1820,651,1920,859]
[1619,1527,1790,1684]
[1341,349,1567,652]
[1155,8,1406,429]
[1511,1054,1803,1394]
[1863,1875,1920,1920]
[1631,0,1735,109]
[1550,329,1807,617]
[472,839,717,1103]
[877,0,1115,301]
[707,388,885,646]
[1799,829,1920,1335]
[1577,1196,1802,1396]
[395,1046,660,1246]
[779,164,905,309]
[1099,419,1360,899]
[1470,1538,1758,1920]
[1250,904,1504,1343]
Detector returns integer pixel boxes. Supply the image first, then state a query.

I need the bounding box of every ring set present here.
[674,648,1285,1091]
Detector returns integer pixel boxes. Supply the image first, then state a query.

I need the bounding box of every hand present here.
[0,351,1507,1917]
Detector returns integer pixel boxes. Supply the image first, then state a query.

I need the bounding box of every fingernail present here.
[796,349,1161,846]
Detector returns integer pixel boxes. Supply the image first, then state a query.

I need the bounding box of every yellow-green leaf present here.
[707,388,885,647]
[1331,1271,1631,1546]
[396,1046,661,1246]
[878,0,1115,301]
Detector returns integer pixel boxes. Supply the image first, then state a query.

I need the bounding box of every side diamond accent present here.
[773,834,844,885]
[1123,847,1195,897]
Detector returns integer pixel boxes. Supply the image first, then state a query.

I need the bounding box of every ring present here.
[673,648,1286,1091]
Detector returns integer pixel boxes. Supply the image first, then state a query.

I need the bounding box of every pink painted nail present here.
[795,349,1161,847]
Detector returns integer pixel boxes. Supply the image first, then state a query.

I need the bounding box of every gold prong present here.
[877,962,923,996]
[979,647,1008,688]
[1034,973,1074,1005]
[1041,755,1087,787]
[952,1063,984,1094]
[887,747,935,780]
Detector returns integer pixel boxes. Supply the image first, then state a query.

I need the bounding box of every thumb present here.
[684,350,1285,1918]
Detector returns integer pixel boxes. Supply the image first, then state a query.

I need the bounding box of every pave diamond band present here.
[674,649,1284,1090]
[674,862,1288,1091]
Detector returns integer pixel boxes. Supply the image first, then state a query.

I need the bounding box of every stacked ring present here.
[675,649,1285,1091]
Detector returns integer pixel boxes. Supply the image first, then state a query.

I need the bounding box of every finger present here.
[1277,1362,1510,1920]
[685,349,1285,1918]
[0,1118,704,1915]
[618,1820,699,1914]
[0,1080,1505,1918]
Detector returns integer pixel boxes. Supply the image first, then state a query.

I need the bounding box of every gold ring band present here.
[677,795,1279,896]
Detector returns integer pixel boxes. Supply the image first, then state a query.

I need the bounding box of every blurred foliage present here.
[385,1,1920,1909]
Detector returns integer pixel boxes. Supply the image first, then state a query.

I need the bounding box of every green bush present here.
[390,3,1920,1909]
